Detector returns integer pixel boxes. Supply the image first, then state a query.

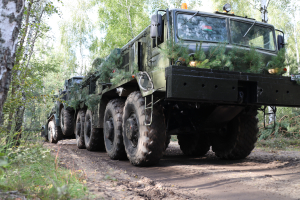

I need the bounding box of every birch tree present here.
[0,0,25,124]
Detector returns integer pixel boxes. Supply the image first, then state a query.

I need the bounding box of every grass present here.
[256,137,300,151]
[0,131,87,199]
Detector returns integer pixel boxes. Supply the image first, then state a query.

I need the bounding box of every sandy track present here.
[45,140,300,200]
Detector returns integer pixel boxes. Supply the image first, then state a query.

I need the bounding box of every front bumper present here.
[165,66,300,107]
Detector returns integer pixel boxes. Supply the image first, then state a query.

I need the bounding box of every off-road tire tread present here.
[84,110,105,151]
[212,110,258,160]
[75,110,86,149]
[52,118,63,142]
[104,99,127,160]
[60,108,75,136]
[123,92,166,166]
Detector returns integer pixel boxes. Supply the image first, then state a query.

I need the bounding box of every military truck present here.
[44,4,300,166]
[42,76,84,143]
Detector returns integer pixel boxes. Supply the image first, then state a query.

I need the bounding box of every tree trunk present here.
[293,7,300,73]
[0,0,25,124]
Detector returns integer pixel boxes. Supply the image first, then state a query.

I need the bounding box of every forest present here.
[0,0,300,199]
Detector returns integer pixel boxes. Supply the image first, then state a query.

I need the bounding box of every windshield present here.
[73,78,82,84]
[177,14,228,42]
[230,20,275,50]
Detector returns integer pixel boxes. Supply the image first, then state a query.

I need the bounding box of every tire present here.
[53,118,63,142]
[75,110,86,149]
[103,99,127,160]
[211,109,258,160]
[122,92,166,166]
[84,110,105,151]
[177,134,210,156]
[165,135,171,150]
[60,108,75,136]
[48,118,62,143]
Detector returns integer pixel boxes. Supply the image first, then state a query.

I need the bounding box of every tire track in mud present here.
[45,140,300,200]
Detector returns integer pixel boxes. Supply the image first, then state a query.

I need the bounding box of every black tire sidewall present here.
[103,99,126,159]
[75,110,86,149]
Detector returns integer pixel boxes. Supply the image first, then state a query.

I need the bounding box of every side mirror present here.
[277,35,284,50]
[150,14,162,39]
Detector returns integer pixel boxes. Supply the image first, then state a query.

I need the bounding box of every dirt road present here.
[45,140,300,200]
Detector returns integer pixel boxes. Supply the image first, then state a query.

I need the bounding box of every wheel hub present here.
[125,116,138,146]
[105,120,114,141]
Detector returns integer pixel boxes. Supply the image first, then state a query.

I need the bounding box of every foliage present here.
[0,130,87,199]
[160,40,290,74]
[92,0,150,58]
[256,137,300,151]
[229,45,265,73]
[67,49,137,110]
[159,38,189,64]
[257,107,300,140]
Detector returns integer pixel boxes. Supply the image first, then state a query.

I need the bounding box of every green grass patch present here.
[256,137,300,151]
[0,133,87,199]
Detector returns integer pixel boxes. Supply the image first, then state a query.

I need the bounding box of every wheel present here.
[165,135,171,150]
[60,108,75,136]
[122,92,166,166]
[75,110,86,149]
[48,118,62,143]
[211,109,258,160]
[53,118,63,142]
[177,134,210,156]
[103,99,127,160]
[47,120,56,143]
[84,110,105,151]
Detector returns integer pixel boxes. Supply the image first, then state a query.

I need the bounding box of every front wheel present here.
[122,92,166,166]
[211,109,258,160]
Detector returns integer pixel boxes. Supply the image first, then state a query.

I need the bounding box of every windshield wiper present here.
[243,21,256,38]
[188,11,199,22]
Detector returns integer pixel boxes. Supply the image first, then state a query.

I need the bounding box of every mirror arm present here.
[275,29,285,46]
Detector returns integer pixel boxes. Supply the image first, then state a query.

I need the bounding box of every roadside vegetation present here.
[0,131,87,199]
[257,107,300,151]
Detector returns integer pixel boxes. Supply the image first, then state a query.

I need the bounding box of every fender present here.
[47,113,60,127]
[136,70,166,97]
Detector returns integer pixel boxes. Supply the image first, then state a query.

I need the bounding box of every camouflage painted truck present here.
[42,76,84,143]
[44,4,300,166]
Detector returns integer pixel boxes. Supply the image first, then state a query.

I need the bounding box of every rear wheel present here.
[84,110,105,151]
[177,134,210,156]
[103,99,127,160]
[75,110,86,149]
[122,92,166,166]
[211,109,258,160]
[60,108,75,136]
